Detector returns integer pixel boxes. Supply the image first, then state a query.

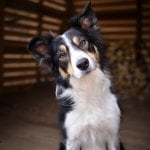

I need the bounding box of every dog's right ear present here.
[27,32,54,60]
[27,32,55,71]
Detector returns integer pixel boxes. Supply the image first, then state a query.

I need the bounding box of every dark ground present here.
[0,84,149,150]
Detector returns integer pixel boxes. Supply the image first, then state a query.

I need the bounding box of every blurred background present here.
[0,0,149,150]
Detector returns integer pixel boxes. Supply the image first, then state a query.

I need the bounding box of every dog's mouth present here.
[85,66,97,75]
[85,68,93,74]
[73,65,97,79]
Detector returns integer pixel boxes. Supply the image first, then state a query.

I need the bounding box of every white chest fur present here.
[64,68,121,150]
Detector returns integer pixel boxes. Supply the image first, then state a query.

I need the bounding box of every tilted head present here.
[28,2,104,79]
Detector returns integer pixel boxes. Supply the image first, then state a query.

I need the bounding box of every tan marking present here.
[87,52,96,61]
[87,45,99,62]
[67,62,73,76]
[93,45,98,53]
[93,45,100,61]
[72,36,79,46]
[59,44,67,52]
[59,67,69,79]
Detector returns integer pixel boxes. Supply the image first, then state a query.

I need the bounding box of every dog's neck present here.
[69,68,112,108]
[70,68,111,94]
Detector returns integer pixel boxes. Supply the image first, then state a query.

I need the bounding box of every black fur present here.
[59,142,66,150]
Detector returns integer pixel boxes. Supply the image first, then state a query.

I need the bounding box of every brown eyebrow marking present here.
[72,36,79,46]
[59,44,67,52]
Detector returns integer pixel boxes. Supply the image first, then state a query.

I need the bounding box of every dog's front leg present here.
[66,138,81,150]
[107,136,121,150]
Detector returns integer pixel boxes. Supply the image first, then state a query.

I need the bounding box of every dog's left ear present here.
[71,2,98,31]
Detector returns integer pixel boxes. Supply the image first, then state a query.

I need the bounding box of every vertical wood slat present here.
[65,0,74,20]
[135,0,142,49]
[135,0,144,65]
[0,0,5,94]
[60,0,74,32]
[36,0,44,84]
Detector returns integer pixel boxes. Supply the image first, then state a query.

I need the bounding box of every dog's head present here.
[28,2,104,79]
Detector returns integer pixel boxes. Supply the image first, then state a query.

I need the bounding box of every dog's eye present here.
[79,39,86,47]
[59,50,66,59]
[59,45,67,59]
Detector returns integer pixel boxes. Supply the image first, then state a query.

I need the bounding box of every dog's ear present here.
[27,32,55,71]
[71,2,98,31]
[27,32,54,60]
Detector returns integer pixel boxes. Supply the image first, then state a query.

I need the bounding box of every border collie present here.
[28,2,124,150]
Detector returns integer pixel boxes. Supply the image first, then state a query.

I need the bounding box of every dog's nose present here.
[76,58,89,71]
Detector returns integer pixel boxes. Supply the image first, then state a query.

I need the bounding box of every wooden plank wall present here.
[0,0,67,94]
[74,0,150,44]
[0,0,149,94]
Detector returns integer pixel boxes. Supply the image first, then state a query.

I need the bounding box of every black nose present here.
[76,58,89,71]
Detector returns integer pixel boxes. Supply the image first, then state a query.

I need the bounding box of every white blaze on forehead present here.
[61,33,96,78]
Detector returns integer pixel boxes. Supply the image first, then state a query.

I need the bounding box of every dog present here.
[28,2,124,150]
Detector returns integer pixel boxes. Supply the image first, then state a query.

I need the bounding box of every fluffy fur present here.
[28,2,124,150]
